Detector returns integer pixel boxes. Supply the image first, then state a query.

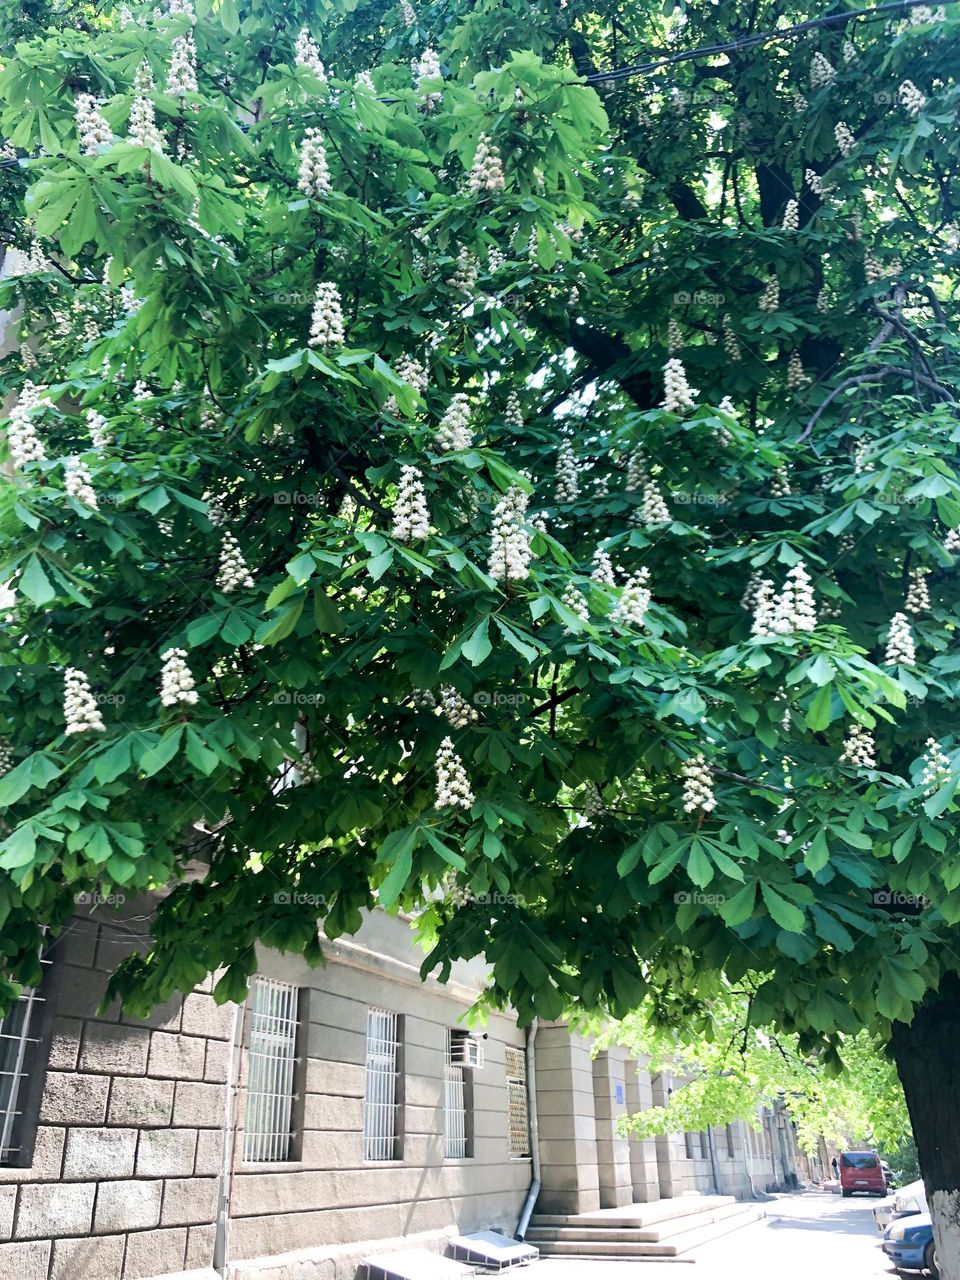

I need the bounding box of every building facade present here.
[0,901,803,1280]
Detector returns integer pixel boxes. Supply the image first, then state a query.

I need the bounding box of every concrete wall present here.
[225,912,531,1269]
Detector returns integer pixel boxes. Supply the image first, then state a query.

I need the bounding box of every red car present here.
[840,1150,887,1197]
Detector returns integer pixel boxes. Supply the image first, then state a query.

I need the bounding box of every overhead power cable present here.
[582,0,955,85]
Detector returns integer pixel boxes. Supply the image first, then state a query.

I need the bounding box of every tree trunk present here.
[890,974,960,1280]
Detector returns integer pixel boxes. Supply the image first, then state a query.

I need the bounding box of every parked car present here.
[882,1212,938,1278]
[840,1150,887,1197]
[874,1178,928,1231]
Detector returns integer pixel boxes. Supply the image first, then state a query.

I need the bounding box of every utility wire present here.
[582,0,956,85]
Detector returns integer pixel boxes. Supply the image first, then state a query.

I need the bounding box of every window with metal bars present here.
[684,1132,695,1159]
[505,1046,529,1158]
[725,1123,735,1158]
[363,1008,402,1161]
[444,1030,474,1159]
[0,949,56,1168]
[242,977,302,1164]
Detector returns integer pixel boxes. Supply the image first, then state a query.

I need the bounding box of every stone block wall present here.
[0,912,234,1280]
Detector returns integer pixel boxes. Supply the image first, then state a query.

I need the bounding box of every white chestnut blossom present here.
[899,80,926,117]
[488,484,532,580]
[129,83,164,153]
[448,246,478,295]
[944,527,960,553]
[750,581,779,636]
[840,723,876,769]
[415,48,443,110]
[842,40,858,65]
[640,479,670,526]
[613,568,651,629]
[294,28,327,83]
[167,32,198,97]
[758,277,779,312]
[591,548,616,586]
[64,457,98,508]
[435,737,474,808]
[308,282,345,348]
[119,5,134,26]
[805,168,825,196]
[555,441,579,502]
[769,467,791,498]
[834,122,856,157]
[487,247,505,273]
[816,286,831,314]
[439,686,478,729]
[781,199,799,232]
[771,562,817,634]
[667,317,682,352]
[391,465,431,540]
[786,352,809,389]
[682,753,716,815]
[794,92,808,113]
[884,612,916,665]
[400,0,416,25]
[133,380,150,401]
[905,568,931,615]
[75,94,113,156]
[625,447,647,492]
[355,70,375,94]
[7,382,49,468]
[64,667,105,735]
[436,394,472,451]
[661,358,698,414]
[468,135,505,193]
[298,128,331,197]
[160,647,199,707]
[504,391,523,430]
[561,583,589,631]
[217,532,255,593]
[0,741,13,775]
[722,316,741,362]
[921,737,950,795]
[809,52,836,90]
[121,284,144,314]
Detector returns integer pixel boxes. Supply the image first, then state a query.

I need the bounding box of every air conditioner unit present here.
[451,1036,485,1070]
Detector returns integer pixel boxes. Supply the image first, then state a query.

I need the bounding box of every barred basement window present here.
[444,1030,474,1159]
[243,977,301,1163]
[363,1008,402,1161]
[0,950,55,1168]
[684,1132,695,1159]
[726,1124,735,1158]
[505,1046,529,1158]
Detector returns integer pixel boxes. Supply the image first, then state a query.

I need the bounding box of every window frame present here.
[444,1029,475,1160]
[362,1007,404,1163]
[0,949,59,1170]
[505,1045,530,1160]
[241,977,306,1165]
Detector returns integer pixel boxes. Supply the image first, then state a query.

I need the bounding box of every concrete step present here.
[530,1195,735,1231]
[528,1203,763,1259]
[527,1199,756,1246]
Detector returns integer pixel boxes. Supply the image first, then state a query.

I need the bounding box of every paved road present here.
[526,1190,894,1277]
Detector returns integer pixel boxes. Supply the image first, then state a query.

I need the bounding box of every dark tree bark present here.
[890,975,960,1280]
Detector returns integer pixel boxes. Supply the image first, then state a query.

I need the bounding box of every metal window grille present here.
[363,1008,400,1161]
[684,1132,695,1159]
[726,1124,735,1158]
[699,1131,708,1159]
[505,1046,529,1158]
[242,977,300,1164]
[0,982,45,1166]
[444,1031,467,1159]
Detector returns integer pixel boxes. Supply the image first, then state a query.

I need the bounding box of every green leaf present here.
[805,684,834,732]
[462,618,492,666]
[185,727,220,776]
[19,554,55,606]
[139,728,183,777]
[760,883,806,933]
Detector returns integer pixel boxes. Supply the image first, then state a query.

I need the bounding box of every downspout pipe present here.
[515,1018,541,1240]
[214,999,245,1276]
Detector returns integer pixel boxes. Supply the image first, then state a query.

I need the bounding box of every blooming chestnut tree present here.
[2,0,960,1258]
